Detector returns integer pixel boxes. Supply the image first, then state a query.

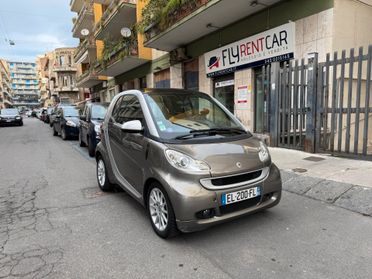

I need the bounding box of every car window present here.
[91,105,107,120]
[63,107,79,117]
[111,96,123,123]
[113,95,144,125]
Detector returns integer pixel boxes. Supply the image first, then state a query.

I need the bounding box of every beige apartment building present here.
[37,48,89,106]
[0,59,12,109]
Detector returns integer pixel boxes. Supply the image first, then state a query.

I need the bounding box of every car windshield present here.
[63,107,79,117]
[144,91,248,140]
[91,105,107,120]
[1,109,18,115]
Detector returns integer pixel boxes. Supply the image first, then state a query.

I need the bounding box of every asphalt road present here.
[0,118,371,279]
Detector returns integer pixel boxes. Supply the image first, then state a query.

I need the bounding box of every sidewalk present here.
[269,147,372,217]
[269,147,372,188]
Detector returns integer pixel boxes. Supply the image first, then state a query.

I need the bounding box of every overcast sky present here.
[0,0,78,62]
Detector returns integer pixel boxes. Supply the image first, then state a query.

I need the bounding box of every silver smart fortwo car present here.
[95,89,282,238]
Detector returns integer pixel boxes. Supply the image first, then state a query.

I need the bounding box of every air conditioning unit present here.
[170,47,189,65]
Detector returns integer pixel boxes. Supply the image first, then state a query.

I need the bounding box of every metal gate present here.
[269,45,372,160]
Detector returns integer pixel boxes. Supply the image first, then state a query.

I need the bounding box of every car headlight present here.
[66,120,76,127]
[94,125,100,133]
[16,116,21,120]
[165,149,210,173]
[258,141,270,162]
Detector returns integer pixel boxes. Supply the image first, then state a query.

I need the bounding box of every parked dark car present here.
[79,102,109,157]
[44,107,53,124]
[40,108,48,122]
[52,106,80,140]
[0,108,23,126]
[49,104,75,127]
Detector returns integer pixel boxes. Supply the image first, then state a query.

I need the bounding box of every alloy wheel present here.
[149,188,168,232]
[97,159,106,187]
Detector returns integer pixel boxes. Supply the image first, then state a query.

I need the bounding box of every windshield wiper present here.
[175,128,246,140]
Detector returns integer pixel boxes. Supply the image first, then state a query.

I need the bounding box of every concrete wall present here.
[333,0,372,53]
[294,8,333,62]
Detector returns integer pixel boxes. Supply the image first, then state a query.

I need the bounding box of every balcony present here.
[97,35,148,77]
[70,0,84,13]
[72,2,94,38]
[53,64,77,72]
[76,66,107,88]
[74,37,97,64]
[94,0,136,41]
[142,0,282,51]
[55,86,80,92]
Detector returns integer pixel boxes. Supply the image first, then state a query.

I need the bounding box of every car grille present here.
[211,170,262,186]
[219,197,261,215]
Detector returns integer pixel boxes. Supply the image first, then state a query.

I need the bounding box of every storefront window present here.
[213,75,234,114]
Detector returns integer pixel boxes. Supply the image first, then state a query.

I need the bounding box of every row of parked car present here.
[38,101,109,157]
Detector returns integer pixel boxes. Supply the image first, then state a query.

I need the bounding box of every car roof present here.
[142,88,210,96]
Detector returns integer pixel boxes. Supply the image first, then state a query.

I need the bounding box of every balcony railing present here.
[99,34,138,69]
[74,37,96,62]
[139,0,211,42]
[72,1,94,37]
[94,0,136,40]
[53,64,77,72]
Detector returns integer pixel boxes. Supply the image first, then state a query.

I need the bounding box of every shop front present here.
[204,22,295,133]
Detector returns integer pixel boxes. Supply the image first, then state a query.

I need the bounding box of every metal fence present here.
[269,45,372,160]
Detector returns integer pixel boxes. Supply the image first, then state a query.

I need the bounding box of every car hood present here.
[166,137,267,177]
[65,117,80,126]
[91,119,103,126]
[1,114,19,118]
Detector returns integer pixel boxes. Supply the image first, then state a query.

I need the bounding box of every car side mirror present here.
[80,115,86,121]
[120,120,143,133]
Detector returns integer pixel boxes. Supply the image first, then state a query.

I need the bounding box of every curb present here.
[280,170,372,217]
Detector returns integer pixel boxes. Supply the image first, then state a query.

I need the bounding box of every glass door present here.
[254,66,270,133]
[213,75,234,113]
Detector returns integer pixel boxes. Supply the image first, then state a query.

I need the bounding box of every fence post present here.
[305,52,318,153]
[269,62,280,146]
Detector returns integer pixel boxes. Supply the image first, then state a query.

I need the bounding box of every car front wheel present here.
[147,183,178,239]
[96,157,113,192]
[79,130,86,147]
[88,137,95,157]
[61,127,67,140]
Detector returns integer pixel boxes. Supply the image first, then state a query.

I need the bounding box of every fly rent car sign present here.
[205,23,295,77]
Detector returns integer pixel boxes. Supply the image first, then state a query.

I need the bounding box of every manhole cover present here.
[292,168,308,173]
[303,156,325,162]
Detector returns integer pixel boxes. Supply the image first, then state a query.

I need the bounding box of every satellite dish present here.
[81,29,89,36]
[120,27,131,38]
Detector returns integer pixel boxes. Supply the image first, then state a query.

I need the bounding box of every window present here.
[112,95,144,125]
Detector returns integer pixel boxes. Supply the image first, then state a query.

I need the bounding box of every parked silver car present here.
[95,89,282,238]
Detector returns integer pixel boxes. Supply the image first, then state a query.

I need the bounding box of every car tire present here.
[88,137,95,157]
[96,157,113,192]
[61,127,68,140]
[147,183,179,239]
[19,122,23,126]
[79,130,86,147]
[53,125,58,136]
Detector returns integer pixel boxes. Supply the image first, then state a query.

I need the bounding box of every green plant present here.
[137,0,204,34]
[101,27,138,68]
